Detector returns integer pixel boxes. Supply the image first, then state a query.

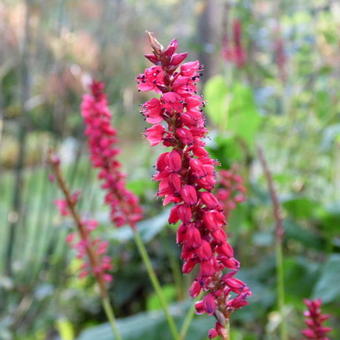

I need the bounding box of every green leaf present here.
[284,219,325,250]
[204,77,262,144]
[283,256,320,304]
[77,302,212,340]
[207,134,243,167]
[317,202,340,237]
[146,285,176,311]
[108,210,170,243]
[227,83,262,144]
[282,197,320,219]
[313,254,340,303]
[204,75,229,130]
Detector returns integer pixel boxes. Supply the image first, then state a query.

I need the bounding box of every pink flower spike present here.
[81,80,143,229]
[137,36,251,338]
[302,299,332,340]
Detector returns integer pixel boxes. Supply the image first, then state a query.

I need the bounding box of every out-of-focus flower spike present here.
[302,298,332,340]
[81,80,143,229]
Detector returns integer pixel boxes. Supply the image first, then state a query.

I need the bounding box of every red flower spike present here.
[137,36,251,338]
[81,80,143,229]
[301,299,332,340]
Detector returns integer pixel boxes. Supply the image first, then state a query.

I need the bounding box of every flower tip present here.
[146,31,163,54]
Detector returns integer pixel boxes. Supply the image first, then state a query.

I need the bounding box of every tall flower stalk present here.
[48,153,122,340]
[137,32,251,339]
[81,81,180,340]
[302,299,332,340]
[257,146,287,340]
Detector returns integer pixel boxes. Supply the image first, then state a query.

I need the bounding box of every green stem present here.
[276,240,287,340]
[226,319,230,340]
[101,296,123,340]
[133,230,180,340]
[179,302,196,340]
[257,146,287,340]
[162,230,184,301]
[168,249,184,301]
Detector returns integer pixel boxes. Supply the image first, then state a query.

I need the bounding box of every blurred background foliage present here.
[0,0,339,339]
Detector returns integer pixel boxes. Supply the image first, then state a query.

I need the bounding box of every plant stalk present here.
[102,296,123,340]
[225,318,230,340]
[179,301,196,340]
[257,146,287,340]
[49,153,122,340]
[133,230,180,340]
[276,239,287,340]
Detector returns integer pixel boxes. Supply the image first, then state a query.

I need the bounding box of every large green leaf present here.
[317,203,340,237]
[227,83,262,144]
[313,254,340,303]
[77,302,212,340]
[282,197,320,219]
[283,256,320,304]
[204,77,262,144]
[284,219,325,250]
[204,75,230,130]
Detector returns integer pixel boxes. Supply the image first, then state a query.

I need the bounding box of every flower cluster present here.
[52,158,112,283]
[137,34,251,338]
[54,191,80,216]
[65,218,112,282]
[81,80,143,228]
[302,299,332,340]
[222,19,247,68]
[216,169,246,220]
